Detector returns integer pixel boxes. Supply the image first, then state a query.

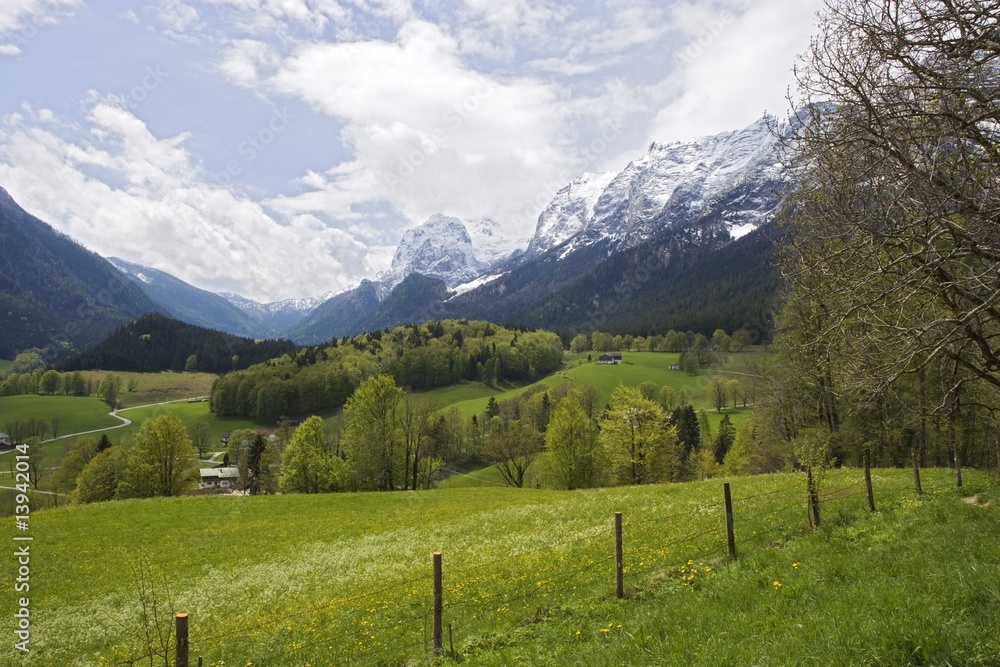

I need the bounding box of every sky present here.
[0,0,823,303]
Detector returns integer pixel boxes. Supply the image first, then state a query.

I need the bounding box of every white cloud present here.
[0,0,81,53]
[257,19,580,238]
[646,0,823,143]
[0,101,384,301]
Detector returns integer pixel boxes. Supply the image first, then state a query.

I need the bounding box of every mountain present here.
[526,171,617,257]
[354,273,450,335]
[280,279,383,344]
[286,214,531,343]
[109,257,332,338]
[467,217,526,268]
[0,187,160,360]
[290,114,789,342]
[526,116,786,259]
[444,221,780,339]
[220,291,335,336]
[379,214,482,289]
[108,257,267,338]
[55,313,299,374]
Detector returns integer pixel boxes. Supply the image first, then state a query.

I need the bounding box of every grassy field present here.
[114,400,260,449]
[0,359,10,375]
[0,394,120,437]
[443,351,710,418]
[75,370,219,408]
[0,467,993,666]
[435,351,755,436]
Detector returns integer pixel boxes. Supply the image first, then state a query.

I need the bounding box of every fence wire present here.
[115,467,965,667]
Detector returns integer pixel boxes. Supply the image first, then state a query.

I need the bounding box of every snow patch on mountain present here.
[449,273,504,299]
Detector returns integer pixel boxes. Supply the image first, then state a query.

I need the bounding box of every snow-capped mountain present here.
[526,116,787,258]
[379,214,481,289]
[526,171,617,256]
[220,291,336,320]
[379,213,529,290]
[467,217,527,268]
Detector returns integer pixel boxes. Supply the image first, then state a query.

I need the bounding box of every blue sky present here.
[0,0,822,302]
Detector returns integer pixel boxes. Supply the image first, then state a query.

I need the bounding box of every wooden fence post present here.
[614,512,624,599]
[175,613,189,667]
[954,443,963,488]
[723,483,736,560]
[863,453,875,512]
[912,449,923,495]
[432,552,443,656]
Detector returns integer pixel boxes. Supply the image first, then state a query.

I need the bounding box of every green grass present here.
[443,351,716,418]
[0,359,10,375]
[0,394,120,437]
[114,401,260,448]
[0,467,993,666]
[75,370,219,408]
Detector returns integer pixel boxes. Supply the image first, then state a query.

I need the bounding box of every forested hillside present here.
[211,320,563,423]
[0,187,159,358]
[444,223,778,340]
[55,313,299,374]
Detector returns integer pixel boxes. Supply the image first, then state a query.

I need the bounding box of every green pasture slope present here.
[0,359,10,375]
[0,395,120,437]
[0,468,994,666]
[114,400,259,448]
[436,351,753,434]
[442,351,706,417]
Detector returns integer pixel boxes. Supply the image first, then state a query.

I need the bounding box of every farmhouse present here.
[596,353,623,364]
[0,432,11,450]
[199,466,240,490]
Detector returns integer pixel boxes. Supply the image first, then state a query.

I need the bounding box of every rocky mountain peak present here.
[382,214,480,288]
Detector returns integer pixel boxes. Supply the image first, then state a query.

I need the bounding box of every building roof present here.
[200,466,240,479]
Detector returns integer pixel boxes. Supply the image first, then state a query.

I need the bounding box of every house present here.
[220,431,232,446]
[596,353,623,365]
[0,433,11,450]
[669,364,681,371]
[199,466,240,490]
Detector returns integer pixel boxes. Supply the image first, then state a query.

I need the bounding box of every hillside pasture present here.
[74,370,219,407]
[0,394,120,437]
[443,351,711,418]
[0,468,992,666]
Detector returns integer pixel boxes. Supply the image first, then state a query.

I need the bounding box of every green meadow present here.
[0,395,120,437]
[0,468,993,666]
[443,351,711,418]
[74,370,218,408]
[436,351,753,435]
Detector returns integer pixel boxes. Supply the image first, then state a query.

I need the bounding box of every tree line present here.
[54,367,753,504]
[210,320,565,424]
[54,313,299,374]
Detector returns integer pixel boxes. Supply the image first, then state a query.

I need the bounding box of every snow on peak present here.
[526,115,787,256]
[382,214,480,288]
[527,171,616,255]
[467,217,528,267]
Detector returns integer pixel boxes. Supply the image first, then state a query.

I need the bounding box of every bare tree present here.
[783,0,1000,404]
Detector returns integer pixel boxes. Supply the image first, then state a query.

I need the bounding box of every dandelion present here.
[773,581,782,590]
[792,563,799,569]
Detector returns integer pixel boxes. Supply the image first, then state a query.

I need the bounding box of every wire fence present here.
[112,466,967,667]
